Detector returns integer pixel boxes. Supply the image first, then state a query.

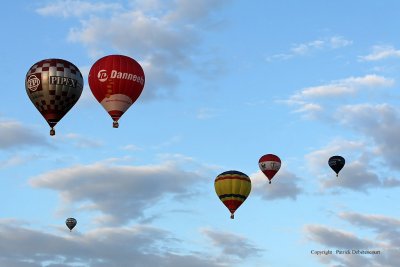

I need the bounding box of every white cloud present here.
[291,75,394,100]
[284,74,394,118]
[320,160,381,192]
[201,228,264,259]
[304,211,400,267]
[329,36,353,48]
[339,212,400,233]
[165,0,230,22]
[382,178,400,188]
[345,74,395,87]
[30,159,207,225]
[291,40,325,55]
[304,140,387,193]
[35,0,122,18]
[360,45,400,61]
[120,144,142,151]
[66,7,190,98]
[305,224,373,249]
[196,107,219,119]
[339,212,400,249]
[293,102,324,119]
[306,225,383,267]
[305,139,363,169]
[267,36,352,61]
[0,221,226,267]
[299,84,355,98]
[0,120,49,149]
[131,0,165,12]
[251,169,303,200]
[35,0,232,100]
[336,103,400,170]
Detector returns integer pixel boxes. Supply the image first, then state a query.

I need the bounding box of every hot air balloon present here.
[214,170,251,219]
[258,154,281,184]
[328,155,345,177]
[65,218,77,232]
[25,58,83,136]
[88,55,145,128]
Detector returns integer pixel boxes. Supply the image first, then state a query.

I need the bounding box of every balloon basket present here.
[113,121,119,128]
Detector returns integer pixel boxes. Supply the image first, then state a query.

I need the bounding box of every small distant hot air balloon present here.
[65,218,77,232]
[25,59,83,135]
[328,156,345,177]
[258,154,281,184]
[88,55,145,128]
[214,170,251,219]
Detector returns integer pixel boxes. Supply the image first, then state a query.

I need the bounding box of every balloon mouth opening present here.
[113,121,119,128]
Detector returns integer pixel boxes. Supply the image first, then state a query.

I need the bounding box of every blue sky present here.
[1,0,400,266]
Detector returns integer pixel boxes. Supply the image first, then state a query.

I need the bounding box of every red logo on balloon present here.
[98,70,108,82]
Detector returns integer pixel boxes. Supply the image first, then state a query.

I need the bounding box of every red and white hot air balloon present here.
[88,55,145,128]
[258,154,281,184]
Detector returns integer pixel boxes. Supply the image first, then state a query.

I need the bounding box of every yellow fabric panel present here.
[232,177,241,195]
[240,179,251,197]
[214,173,251,197]
[215,178,233,196]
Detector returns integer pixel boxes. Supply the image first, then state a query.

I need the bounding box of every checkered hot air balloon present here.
[258,154,281,184]
[214,170,251,219]
[88,55,145,128]
[25,59,83,136]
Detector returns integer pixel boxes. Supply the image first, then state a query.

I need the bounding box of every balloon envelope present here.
[88,55,145,128]
[214,170,251,219]
[328,155,345,176]
[65,218,77,231]
[25,59,83,135]
[258,154,281,184]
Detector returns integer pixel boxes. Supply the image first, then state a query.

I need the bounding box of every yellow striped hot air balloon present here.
[214,170,251,219]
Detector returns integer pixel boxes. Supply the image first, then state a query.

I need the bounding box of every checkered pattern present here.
[27,59,81,76]
[25,59,83,124]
